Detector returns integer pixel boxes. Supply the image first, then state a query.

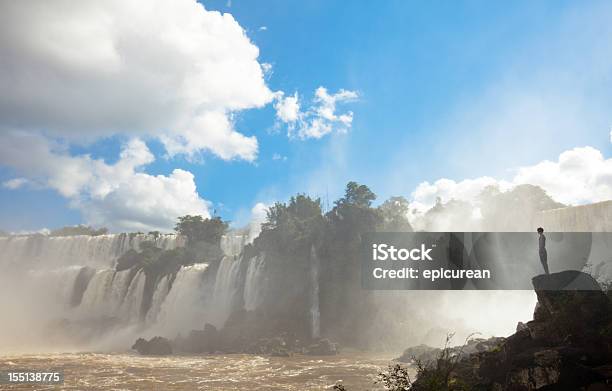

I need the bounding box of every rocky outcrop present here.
[304,338,340,355]
[397,337,506,364]
[532,270,602,291]
[132,336,173,355]
[174,323,219,353]
[245,335,297,357]
[170,319,339,356]
[421,271,612,390]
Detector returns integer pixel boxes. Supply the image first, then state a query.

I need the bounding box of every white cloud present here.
[513,146,612,205]
[274,92,301,123]
[272,153,287,161]
[261,63,273,78]
[259,26,268,31]
[274,87,358,139]
[313,87,358,122]
[410,177,512,214]
[0,132,209,232]
[2,178,29,190]
[409,144,612,215]
[0,0,273,161]
[82,168,210,232]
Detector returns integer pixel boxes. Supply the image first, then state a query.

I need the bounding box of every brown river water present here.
[0,352,407,390]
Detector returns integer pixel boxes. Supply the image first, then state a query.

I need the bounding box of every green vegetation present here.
[377,364,413,390]
[175,215,228,246]
[336,181,376,207]
[115,215,229,320]
[246,181,414,345]
[259,194,325,253]
[50,225,109,236]
[379,196,413,232]
[408,334,474,391]
[419,183,565,231]
[479,184,565,230]
[116,216,228,279]
[334,335,476,391]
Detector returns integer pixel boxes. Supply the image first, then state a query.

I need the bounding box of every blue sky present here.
[1,0,611,232]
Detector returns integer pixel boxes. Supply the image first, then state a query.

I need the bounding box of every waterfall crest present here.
[0,232,257,350]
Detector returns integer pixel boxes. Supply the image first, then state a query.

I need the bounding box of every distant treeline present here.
[49,225,109,237]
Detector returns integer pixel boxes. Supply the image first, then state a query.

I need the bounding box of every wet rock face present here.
[532,270,602,291]
[396,337,506,365]
[531,272,611,349]
[304,338,339,356]
[245,336,295,356]
[132,336,173,355]
[410,271,612,390]
[484,272,611,390]
[174,323,219,354]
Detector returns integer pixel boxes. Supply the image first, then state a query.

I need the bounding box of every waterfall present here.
[0,233,183,269]
[150,264,209,336]
[220,234,247,257]
[3,212,611,353]
[309,246,321,339]
[145,275,171,325]
[27,266,84,312]
[118,270,146,323]
[243,254,266,311]
[77,269,140,321]
[209,256,242,328]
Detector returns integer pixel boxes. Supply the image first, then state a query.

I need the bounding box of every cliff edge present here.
[413,271,612,390]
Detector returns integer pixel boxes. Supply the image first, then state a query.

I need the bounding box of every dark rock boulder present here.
[532,270,601,291]
[531,272,611,348]
[174,323,219,353]
[116,249,142,271]
[412,271,612,390]
[397,344,441,363]
[132,336,173,355]
[244,336,296,356]
[304,338,339,355]
[246,336,290,355]
[397,337,506,364]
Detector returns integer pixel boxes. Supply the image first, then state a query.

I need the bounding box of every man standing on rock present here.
[537,227,549,274]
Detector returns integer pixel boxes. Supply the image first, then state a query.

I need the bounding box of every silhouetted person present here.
[537,227,549,274]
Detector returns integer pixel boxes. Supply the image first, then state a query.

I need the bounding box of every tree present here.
[379,196,413,232]
[259,194,324,252]
[336,181,376,208]
[262,202,289,232]
[327,182,381,235]
[479,184,565,231]
[175,215,228,246]
[50,225,108,236]
[377,364,413,391]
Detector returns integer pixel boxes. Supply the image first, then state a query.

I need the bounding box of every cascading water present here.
[310,246,321,339]
[220,234,247,257]
[209,256,242,328]
[118,270,146,323]
[27,266,85,312]
[243,254,266,311]
[145,275,171,325]
[0,233,183,269]
[149,264,210,336]
[0,231,257,351]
